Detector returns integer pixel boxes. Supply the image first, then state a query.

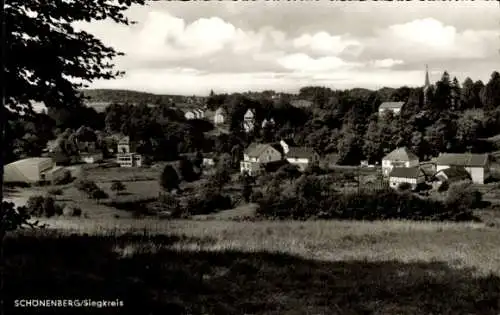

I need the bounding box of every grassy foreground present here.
[5,218,500,314]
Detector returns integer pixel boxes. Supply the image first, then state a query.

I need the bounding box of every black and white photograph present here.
[2,0,500,314]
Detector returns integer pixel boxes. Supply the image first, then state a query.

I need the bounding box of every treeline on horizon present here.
[5,70,500,168]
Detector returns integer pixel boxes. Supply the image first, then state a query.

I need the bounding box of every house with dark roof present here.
[381,147,419,177]
[432,166,472,189]
[388,167,426,190]
[378,101,405,116]
[284,147,320,171]
[435,153,490,184]
[240,142,283,176]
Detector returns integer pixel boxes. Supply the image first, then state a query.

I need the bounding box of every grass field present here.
[6,218,500,314]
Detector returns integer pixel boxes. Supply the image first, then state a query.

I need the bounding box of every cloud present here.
[293,31,362,56]
[75,5,498,95]
[366,18,498,61]
[277,53,361,73]
[371,59,404,69]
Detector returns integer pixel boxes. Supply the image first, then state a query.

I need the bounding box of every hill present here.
[80,89,186,105]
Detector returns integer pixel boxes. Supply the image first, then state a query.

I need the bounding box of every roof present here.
[244,108,255,117]
[4,157,54,183]
[383,147,419,162]
[8,157,53,168]
[245,143,281,158]
[435,166,471,182]
[436,153,489,167]
[286,147,317,159]
[389,167,423,179]
[215,107,226,115]
[118,136,130,145]
[379,102,405,110]
[290,99,313,108]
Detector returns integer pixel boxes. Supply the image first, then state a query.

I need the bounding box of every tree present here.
[177,157,197,182]
[461,77,476,110]
[159,165,180,193]
[481,71,500,111]
[212,167,231,193]
[1,0,147,241]
[110,180,126,196]
[91,188,108,204]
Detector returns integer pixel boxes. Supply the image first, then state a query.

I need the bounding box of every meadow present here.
[6,218,500,314]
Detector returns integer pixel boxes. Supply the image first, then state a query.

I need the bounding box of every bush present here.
[446,181,482,210]
[438,180,449,192]
[250,191,264,203]
[75,179,99,195]
[52,170,73,185]
[48,188,63,196]
[184,190,232,215]
[26,195,63,218]
[255,175,476,222]
[110,180,126,195]
[397,182,412,192]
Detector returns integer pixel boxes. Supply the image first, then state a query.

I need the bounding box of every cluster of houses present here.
[240,139,319,176]
[382,146,491,189]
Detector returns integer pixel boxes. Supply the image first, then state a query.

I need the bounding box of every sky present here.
[77,1,500,96]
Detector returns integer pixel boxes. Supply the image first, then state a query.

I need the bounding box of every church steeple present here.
[424,64,430,87]
[423,65,431,107]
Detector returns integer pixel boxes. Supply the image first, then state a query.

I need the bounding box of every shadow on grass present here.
[5,233,500,315]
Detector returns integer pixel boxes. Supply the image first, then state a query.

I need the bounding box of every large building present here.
[381,147,419,177]
[435,153,490,184]
[116,136,142,167]
[4,157,65,184]
[240,143,283,176]
[378,102,405,116]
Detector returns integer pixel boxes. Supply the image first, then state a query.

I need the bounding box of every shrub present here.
[446,181,482,210]
[255,174,476,222]
[26,195,62,217]
[438,180,450,192]
[52,169,73,185]
[75,179,99,196]
[397,182,412,192]
[48,188,63,196]
[250,191,264,203]
[110,180,126,195]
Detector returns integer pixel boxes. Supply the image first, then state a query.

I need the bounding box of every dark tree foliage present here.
[160,165,180,193]
[1,0,147,234]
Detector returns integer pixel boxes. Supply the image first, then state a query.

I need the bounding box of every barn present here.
[435,153,490,184]
[4,157,65,184]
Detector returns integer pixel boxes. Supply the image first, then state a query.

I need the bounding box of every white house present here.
[285,147,320,171]
[243,108,256,133]
[116,136,142,167]
[240,143,283,176]
[382,147,419,177]
[378,102,405,116]
[4,157,66,184]
[388,167,426,190]
[435,153,490,184]
[214,107,226,125]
